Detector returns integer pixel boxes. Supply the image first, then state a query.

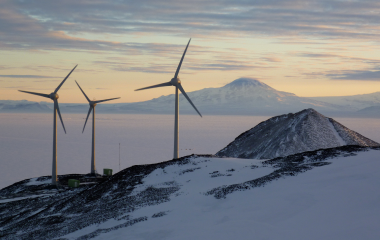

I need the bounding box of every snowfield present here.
[1,146,379,240]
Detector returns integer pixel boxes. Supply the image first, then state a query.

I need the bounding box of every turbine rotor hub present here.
[90,102,97,107]
[50,93,59,100]
[170,78,181,86]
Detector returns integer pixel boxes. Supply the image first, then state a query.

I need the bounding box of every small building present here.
[103,168,113,176]
[68,179,80,187]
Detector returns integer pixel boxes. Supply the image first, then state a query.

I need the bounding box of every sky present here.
[1,0,380,103]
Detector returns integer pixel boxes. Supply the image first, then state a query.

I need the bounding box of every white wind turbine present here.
[135,39,202,159]
[75,81,120,174]
[19,65,77,184]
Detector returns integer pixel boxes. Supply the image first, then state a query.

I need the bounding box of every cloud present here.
[261,57,282,62]
[327,70,380,81]
[92,60,174,73]
[3,85,52,90]
[296,52,380,67]
[0,65,12,70]
[0,75,59,78]
[298,53,341,58]
[304,67,380,81]
[93,54,262,73]
[2,0,380,53]
[188,59,262,71]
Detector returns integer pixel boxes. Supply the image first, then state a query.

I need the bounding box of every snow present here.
[0,194,52,203]
[1,146,379,239]
[327,118,346,146]
[60,149,380,240]
[25,177,51,186]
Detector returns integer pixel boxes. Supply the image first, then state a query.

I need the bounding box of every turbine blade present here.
[135,82,172,91]
[18,90,50,99]
[177,84,202,117]
[55,100,66,134]
[82,106,93,133]
[75,80,91,102]
[93,97,120,104]
[54,64,78,93]
[174,38,191,78]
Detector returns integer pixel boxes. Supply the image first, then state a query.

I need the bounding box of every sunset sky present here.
[1,0,380,103]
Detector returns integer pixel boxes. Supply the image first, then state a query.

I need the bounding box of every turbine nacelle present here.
[75,80,119,133]
[170,78,181,86]
[50,93,59,100]
[134,38,202,118]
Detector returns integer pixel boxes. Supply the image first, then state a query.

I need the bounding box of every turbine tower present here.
[75,81,120,174]
[19,65,77,184]
[135,38,202,159]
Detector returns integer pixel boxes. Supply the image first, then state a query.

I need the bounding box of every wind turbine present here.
[19,65,77,184]
[135,38,202,159]
[75,80,120,175]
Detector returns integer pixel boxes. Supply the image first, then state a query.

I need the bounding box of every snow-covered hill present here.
[1,146,380,240]
[216,108,379,159]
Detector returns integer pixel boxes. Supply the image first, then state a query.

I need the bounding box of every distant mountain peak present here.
[299,108,319,115]
[304,108,317,113]
[216,108,379,159]
[223,78,274,90]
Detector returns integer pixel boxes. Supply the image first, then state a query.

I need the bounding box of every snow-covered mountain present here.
[118,78,347,115]
[216,108,379,159]
[1,146,380,240]
[357,105,380,117]
[4,78,351,115]
[0,100,51,112]
[309,91,380,111]
[0,100,121,114]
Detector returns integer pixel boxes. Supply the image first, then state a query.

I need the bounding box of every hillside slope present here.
[1,146,380,239]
